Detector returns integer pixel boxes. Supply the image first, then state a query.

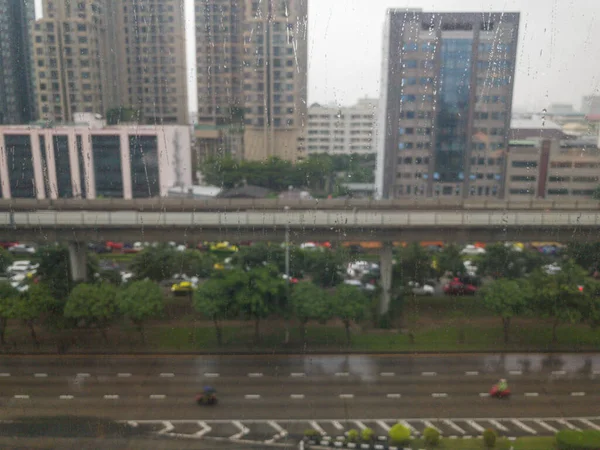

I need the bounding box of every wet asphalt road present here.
[0,354,599,421]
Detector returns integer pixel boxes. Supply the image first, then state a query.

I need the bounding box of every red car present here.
[490,385,511,399]
[443,277,479,296]
[105,241,123,250]
[0,242,18,249]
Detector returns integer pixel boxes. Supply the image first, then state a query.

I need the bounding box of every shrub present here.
[304,429,319,439]
[556,430,600,450]
[483,428,497,448]
[347,429,359,442]
[423,427,440,447]
[389,423,411,445]
[361,427,374,442]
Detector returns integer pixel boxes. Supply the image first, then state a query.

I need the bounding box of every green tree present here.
[237,265,285,342]
[394,243,434,287]
[436,244,464,276]
[304,249,345,288]
[193,272,242,345]
[529,261,588,344]
[36,245,72,300]
[117,280,164,342]
[0,248,13,273]
[11,283,54,346]
[0,282,18,344]
[333,284,369,345]
[593,185,600,200]
[567,242,600,274]
[130,245,177,282]
[481,279,530,343]
[106,106,141,125]
[199,156,244,188]
[174,249,215,278]
[478,243,526,279]
[65,283,118,342]
[290,282,331,340]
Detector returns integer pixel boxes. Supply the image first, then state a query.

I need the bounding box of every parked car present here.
[88,242,111,254]
[408,281,435,296]
[7,260,37,274]
[9,244,36,255]
[544,263,562,275]
[460,245,486,255]
[171,281,195,295]
[106,241,123,251]
[443,277,479,296]
[0,241,18,249]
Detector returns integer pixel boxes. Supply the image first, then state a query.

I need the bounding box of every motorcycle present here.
[490,384,511,399]
[196,386,218,406]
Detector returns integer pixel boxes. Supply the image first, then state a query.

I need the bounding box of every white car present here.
[544,263,561,275]
[460,245,486,255]
[408,281,435,296]
[6,260,34,274]
[176,244,187,252]
[463,260,478,275]
[8,244,36,255]
[120,271,134,283]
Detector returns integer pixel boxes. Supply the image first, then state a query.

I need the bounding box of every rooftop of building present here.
[511,116,562,130]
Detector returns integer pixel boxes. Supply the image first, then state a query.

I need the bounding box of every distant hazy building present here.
[0,114,191,199]
[0,0,36,124]
[376,10,519,199]
[582,96,600,116]
[548,104,575,115]
[307,99,377,155]
[510,116,567,140]
[195,0,308,161]
[506,138,600,200]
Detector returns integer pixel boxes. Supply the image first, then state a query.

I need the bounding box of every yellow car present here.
[171,281,195,294]
[209,241,239,253]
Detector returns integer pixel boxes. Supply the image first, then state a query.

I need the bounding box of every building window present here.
[91,135,124,198]
[511,161,538,168]
[548,188,569,196]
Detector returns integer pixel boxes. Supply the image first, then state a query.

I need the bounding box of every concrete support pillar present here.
[68,242,88,282]
[379,242,394,315]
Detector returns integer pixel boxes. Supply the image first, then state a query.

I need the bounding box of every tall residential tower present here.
[0,0,36,124]
[375,10,519,199]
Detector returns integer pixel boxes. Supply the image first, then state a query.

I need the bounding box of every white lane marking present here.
[150,394,166,399]
[466,420,485,433]
[117,373,131,377]
[335,372,349,377]
[76,373,90,377]
[104,394,119,399]
[535,420,558,433]
[525,392,539,397]
[204,373,219,378]
[59,395,74,400]
[159,373,175,377]
[290,372,305,377]
[14,395,29,399]
[354,420,367,430]
[376,420,391,432]
[432,393,448,398]
[248,373,263,377]
[463,435,473,439]
[230,421,250,440]
[158,421,174,435]
[465,371,479,376]
[339,394,354,399]
[380,372,395,377]
[443,420,465,434]
[571,392,586,396]
[558,419,580,431]
[290,394,305,399]
[387,393,401,398]
[310,421,326,436]
[511,419,537,434]
[423,420,442,434]
[34,373,47,377]
[422,372,437,376]
[332,421,344,431]
[195,421,212,438]
[0,373,10,377]
[244,394,261,399]
[127,421,138,428]
[479,393,490,397]
[509,370,522,375]
[266,421,288,444]
[552,370,566,376]
[488,420,509,432]
[579,419,600,431]
[399,420,419,435]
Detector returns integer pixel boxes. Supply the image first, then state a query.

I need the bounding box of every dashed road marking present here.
[488,420,509,432]
[290,394,305,399]
[159,373,175,378]
[511,419,537,434]
[354,420,367,430]
[376,420,391,432]
[0,373,10,377]
[479,393,490,397]
[244,394,261,399]
[332,421,344,431]
[387,393,401,399]
[571,392,586,396]
[230,421,250,440]
[399,420,419,435]
[76,373,90,377]
[195,421,212,438]
[423,420,442,434]
[266,421,287,444]
[465,371,479,376]
[443,420,465,434]
[558,419,580,431]
[335,372,349,377]
[59,395,74,400]
[34,373,47,377]
[509,370,522,375]
[104,394,119,399]
[310,421,326,436]
[466,420,485,433]
[421,372,437,376]
[339,394,354,399]
[248,373,263,377]
[579,419,600,431]
[525,392,539,397]
[432,393,448,398]
[117,373,131,377]
[380,372,395,377]
[150,395,166,399]
[535,420,558,433]
[204,373,219,378]
[290,372,305,377]
[13,395,29,399]
[552,370,566,376]
[158,421,174,435]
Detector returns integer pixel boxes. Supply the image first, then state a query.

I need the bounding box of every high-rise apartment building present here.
[0,0,36,124]
[116,0,189,125]
[195,0,308,161]
[32,0,117,123]
[376,10,519,199]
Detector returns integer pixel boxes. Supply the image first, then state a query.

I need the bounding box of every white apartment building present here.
[0,114,191,199]
[307,98,378,155]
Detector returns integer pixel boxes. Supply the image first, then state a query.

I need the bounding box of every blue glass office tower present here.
[376,10,519,199]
